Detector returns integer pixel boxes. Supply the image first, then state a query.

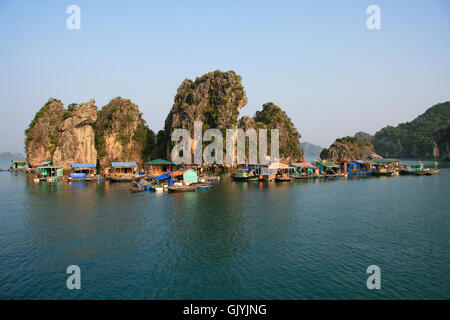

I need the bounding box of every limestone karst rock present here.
[52,100,98,168]
[164,70,247,158]
[94,97,155,168]
[25,98,65,167]
[320,136,380,161]
[240,102,303,163]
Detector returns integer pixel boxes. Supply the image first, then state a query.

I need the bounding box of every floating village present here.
[1,156,441,194]
[5,71,447,194]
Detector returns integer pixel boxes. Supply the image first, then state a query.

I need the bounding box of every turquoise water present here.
[0,158,449,299]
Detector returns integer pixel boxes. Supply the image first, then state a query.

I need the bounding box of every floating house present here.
[371,158,401,173]
[11,160,27,170]
[144,159,177,176]
[108,162,139,181]
[69,163,97,181]
[256,163,292,181]
[315,161,341,175]
[179,168,198,184]
[290,162,316,176]
[37,165,63,181]
[347,160,371,176]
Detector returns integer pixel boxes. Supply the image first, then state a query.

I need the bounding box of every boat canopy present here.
[111,162,137,168]
[152,173,170,180]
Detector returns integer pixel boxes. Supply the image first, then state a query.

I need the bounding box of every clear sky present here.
[1,0,449,153]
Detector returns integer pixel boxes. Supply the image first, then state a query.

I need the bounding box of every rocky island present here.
[24,70,305,168]
[371,102,450,158]
[320,136,380,161]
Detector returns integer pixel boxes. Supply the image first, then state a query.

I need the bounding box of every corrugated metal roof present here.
[111,162,137,168]
[71,163,95,168]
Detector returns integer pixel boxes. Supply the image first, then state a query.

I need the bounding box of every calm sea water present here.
[0,158,449,299]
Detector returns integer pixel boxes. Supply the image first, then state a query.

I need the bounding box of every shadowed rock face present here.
[438,127,450,160]
[320,136,380,161]
[52,100,97,168]
[95,97,154,168]
[164,70,247,158]
[25,98,65,167]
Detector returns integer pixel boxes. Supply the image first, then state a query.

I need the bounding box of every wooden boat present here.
[399,164,440,176]
[291,174,315,180]
[168,185,197,192]
[276,175,293,182]
[231,169,257,181]
[109,174,136,182]
[197,183,213,191]
[68,176,100,182]
[130,187,145,193]
[424,169,440,175]
[371,171,395,177]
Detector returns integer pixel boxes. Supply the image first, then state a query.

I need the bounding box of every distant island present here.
[370,102,449,159]
[321,102,449,161]
[301,142,322,158]
[0,152,25,159]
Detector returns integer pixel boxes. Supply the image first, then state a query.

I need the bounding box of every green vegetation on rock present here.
[372,102,450,158]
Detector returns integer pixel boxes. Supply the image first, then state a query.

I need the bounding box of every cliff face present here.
[52,100,97,168]
[95,97,155,168]
[249,102,303,162]
[25,98,65,167]
[320,136,380,161]
[437,126,450,160]
[164,70,247,157]
[372,102,450,158]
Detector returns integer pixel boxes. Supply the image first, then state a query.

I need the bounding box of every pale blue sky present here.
[1,0,449,153]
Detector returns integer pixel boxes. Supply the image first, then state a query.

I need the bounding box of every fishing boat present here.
[231,168,258,181]
[291,174,315,180]
[371,170,395,177]
[423,168,441,175]
[275,174,294,182]
[168,185,197,192]
[399,163,440,176]
[110,174,135,182]
[130,186,146,193]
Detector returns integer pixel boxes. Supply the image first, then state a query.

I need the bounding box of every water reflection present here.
[0,167,449,299]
